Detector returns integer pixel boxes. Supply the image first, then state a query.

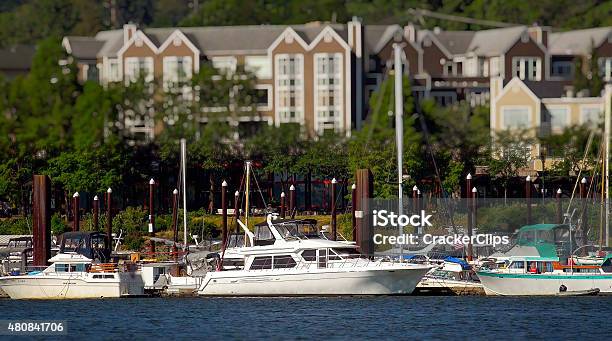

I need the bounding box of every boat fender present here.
[559,284,567,292]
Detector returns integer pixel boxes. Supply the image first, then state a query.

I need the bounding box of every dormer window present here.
[512,57,541,81]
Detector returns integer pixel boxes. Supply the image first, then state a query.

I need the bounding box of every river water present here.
[1,296,610,340]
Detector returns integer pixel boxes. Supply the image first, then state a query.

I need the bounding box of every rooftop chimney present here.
[527,25,550,48]
[123,24,137,45]
[404,23,418,43]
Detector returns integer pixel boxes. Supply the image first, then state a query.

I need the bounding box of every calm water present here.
[1,296,611,340]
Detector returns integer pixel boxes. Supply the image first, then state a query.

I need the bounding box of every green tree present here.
[486,130,534,201]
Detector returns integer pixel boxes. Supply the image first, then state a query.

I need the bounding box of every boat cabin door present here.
[318,249,327,268]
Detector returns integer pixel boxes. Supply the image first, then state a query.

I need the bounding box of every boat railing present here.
[249,254,405,271]
[89,263,118,273]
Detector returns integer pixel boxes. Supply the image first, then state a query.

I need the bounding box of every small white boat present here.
[0,232,144,299]
[415,259,483,295]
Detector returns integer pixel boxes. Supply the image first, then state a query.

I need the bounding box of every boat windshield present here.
[275,222,319,240]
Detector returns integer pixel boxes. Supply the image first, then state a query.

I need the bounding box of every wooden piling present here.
[351,184,356,242]
[289,185,296,218]
[526,175,532,225]
[466,174,473,261]
[93,195,99,230]
[172,189,179,243]
[32,175,51,267]
[73,192,80,231]
[331,178,337,240]
[149,178,155,255]
[280,192,286,218]
[556,188,562,224]
[106,188,113,246]
[355,169,374,256]
[221,180,228,248]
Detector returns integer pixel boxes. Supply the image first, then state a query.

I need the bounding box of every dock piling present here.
[93,195,99,230]
[73,192,80,231]
[106,188,113,246]
[331,178,337,240]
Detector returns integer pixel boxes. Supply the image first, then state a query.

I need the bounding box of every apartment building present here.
[62,20,612,140]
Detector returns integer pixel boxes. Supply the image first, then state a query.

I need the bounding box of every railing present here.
[244,254,408,272]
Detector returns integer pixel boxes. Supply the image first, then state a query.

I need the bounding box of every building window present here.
[547,107,569,132]
[443,62,455,76]
[108,58,120,82]
[599,57,612,81]
[211,56,236,74]
[551,61,573,78]
[581,106,601,128]
[163,56,193,88]
[275,54,304,123]
[245,56,271,79]
[314,53,342,133]
[254,85,271,111]
[512,57,541,81]
[502,107,531,130]
[125,57,154,82]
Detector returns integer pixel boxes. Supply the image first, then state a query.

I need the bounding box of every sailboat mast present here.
[605,85,611,247]
[393,43,404,259]
[181,138,188,252]
[245,161,251,230]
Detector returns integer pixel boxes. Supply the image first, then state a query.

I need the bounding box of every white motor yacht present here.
[197,215,431,296]
[0,232,144,299]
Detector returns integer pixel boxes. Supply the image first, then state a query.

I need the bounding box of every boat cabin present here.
[253,219,319,245]
[58,231,111,262]
[503,257,606,275]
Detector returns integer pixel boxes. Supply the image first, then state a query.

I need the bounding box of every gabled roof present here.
[0,44,36,71]
[434,30,475,55]
[417,26,527,57]
[466,26,527,56]
[548,27,612,55]
[89,23,350,59]
[363,25,394,52]
[63,36,105,60]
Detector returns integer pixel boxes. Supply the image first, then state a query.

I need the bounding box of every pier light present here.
[351,184,356,190]
[332,178,337,184]
[107,187,112,193]
[581,177,587,184]
[557,188,562,194]
[466,173,472,180]
[94,195,98,201]
[173,189,178,195]
[290,185,295,191]
[149,178,155,185]
[472,187,477,193]
[73,192,79,198]
[526,175,531,182]
[413,185,418,191]
[234,191,239,197]
[222,180,227,187]
[281,192,285,197]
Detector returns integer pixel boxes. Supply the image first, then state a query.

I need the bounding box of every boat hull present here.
[198,265,430,296]
[0,273,144,299]
[478,271,612,296]
[415,278,484,295]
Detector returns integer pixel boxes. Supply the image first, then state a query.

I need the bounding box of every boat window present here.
[69,264,86,272]
[298,223,319,237]
[104,274,114,278]
[55,264,69,272]
[251,256,272,270]
[301,249,317,261]
[318,249,327,269]
[276,224,299,240]
[330,248,361,259]
[255,226,273,240]
[508,261,525,269]
[91,234,107,250]
[273,255,297,268]
[328,249,341,260]
[93,274,102,279]
[63,236,86,253]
